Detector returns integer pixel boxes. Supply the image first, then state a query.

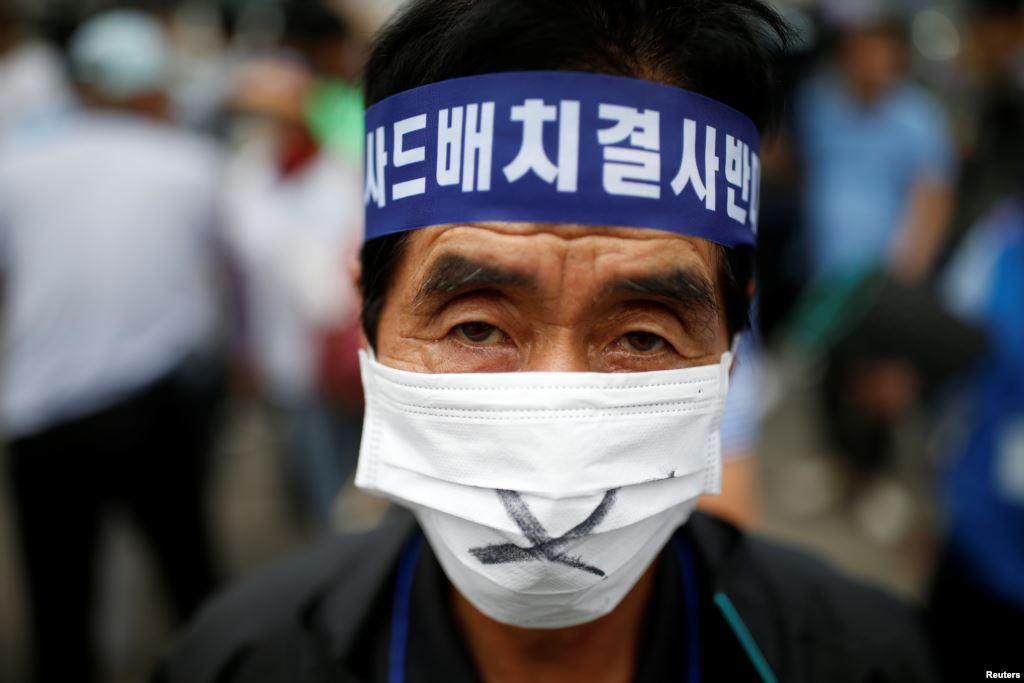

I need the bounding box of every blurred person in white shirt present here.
[221,55,364,531]
[0,11,225,683]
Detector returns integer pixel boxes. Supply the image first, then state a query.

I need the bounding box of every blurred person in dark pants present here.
[933,175,1024,681]
[0,10,224,682]
[793,4,956,496]
[221,55,363,531]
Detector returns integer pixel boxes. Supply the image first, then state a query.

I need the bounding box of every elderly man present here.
[155,1,933,681]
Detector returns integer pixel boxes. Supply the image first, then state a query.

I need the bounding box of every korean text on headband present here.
[363,70,762,248]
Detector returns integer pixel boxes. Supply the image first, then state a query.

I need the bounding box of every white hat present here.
[69,9,169,99]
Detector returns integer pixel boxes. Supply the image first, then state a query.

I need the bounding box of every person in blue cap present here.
[154,1,933,682]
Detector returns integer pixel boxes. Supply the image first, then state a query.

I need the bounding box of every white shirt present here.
[0,112,223,437]
[221,142,362,399]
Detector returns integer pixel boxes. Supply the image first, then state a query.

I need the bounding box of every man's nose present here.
[522,331,592,372]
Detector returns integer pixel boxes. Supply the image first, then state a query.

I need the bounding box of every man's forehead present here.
[395,222,723,338]
[392,222,722,323]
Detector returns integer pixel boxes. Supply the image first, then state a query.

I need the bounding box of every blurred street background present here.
[1,0,1023,681]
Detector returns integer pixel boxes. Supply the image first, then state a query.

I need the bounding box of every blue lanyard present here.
[388,535,424,683]
[674,534,703,683]
[387,534,702,683]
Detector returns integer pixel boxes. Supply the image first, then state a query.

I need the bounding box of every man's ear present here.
[348,254,369,352]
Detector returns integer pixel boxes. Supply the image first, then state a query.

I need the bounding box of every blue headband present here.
[364,71,761,247]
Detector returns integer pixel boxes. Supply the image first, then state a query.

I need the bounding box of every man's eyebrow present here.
[414,254,538,306]
[607,269,721,332]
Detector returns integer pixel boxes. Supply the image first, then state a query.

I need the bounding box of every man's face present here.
[840,28,906,103]
[375,223,729,375]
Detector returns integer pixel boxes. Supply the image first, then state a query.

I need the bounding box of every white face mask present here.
[355,349,732,629]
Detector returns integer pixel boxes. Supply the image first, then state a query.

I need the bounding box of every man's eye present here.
[621,331,667,354]
[453,322,506,345]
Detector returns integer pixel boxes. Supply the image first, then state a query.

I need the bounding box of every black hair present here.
[361,0,790,347]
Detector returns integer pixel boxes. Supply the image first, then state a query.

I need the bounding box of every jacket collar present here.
[314,510,783,679]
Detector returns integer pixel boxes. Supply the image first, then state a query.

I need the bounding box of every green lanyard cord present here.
[713,592,780,683]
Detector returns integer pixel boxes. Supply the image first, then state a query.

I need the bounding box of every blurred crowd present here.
[0,0,1021,681]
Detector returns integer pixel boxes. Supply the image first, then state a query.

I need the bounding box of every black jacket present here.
[153,512,934,683]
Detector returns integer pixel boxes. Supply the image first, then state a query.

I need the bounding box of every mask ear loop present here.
[729,333,742,357]
[702,336,738,497]
[723,333,742,371]
[718,334,741,399]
